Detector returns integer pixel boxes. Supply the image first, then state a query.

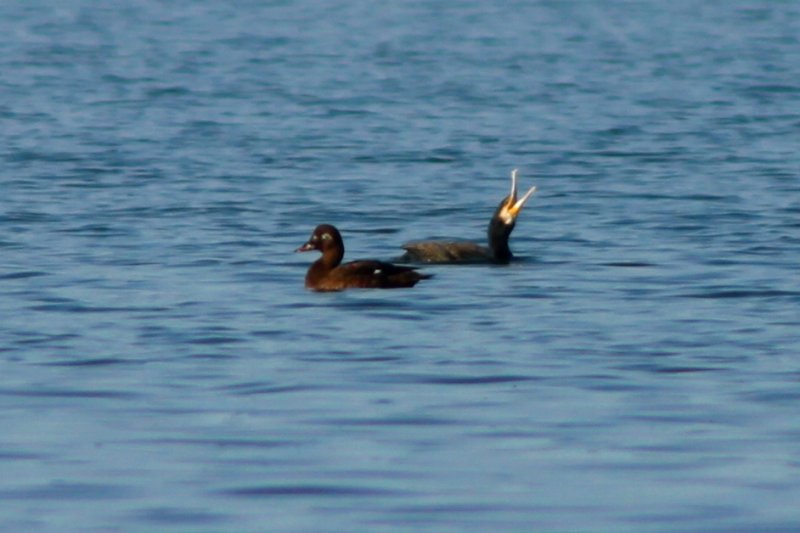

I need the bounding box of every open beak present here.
[500,169,537,223]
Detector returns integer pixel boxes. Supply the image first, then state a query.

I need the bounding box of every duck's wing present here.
[401,240,493,264]
[318,260,431,290]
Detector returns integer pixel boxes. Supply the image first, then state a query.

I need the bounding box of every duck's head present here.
[488,169,537,261]
[296,224,344,254]
[493,169,537,227]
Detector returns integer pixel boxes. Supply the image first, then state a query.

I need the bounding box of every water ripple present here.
[680,289,800,300]
[38,357,134,367]
[0,271,47,280]
[0,388,140,400]
[0,482,133,501]
[28,303,171,313]
[383,373,538,385]
[221,485,403,498]
[218,381,318,396]
[133,507,230,526]
[130,438,296,449]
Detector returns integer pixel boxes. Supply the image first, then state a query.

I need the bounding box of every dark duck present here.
[297,224,432,291]
[401,169,537,264]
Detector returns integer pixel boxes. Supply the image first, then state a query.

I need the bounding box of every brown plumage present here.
[401,169,536,264]
[296,224,432,291]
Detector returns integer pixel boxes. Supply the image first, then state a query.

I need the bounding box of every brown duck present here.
[297,224,432,291]
[401,169,537,264]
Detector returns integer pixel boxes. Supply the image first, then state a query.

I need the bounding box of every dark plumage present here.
[296,224,432,291]
[401,169,537,264]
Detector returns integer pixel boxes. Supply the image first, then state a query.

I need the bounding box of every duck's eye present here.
[321,233,331,241]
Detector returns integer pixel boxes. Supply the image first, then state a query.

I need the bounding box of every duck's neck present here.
[320,246,344,269]
[308,246,343,277]
[487,219,513,263]
[306,247,343,287]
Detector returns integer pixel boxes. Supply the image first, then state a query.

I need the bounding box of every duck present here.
[296,224,432,291]
[400,169,537,264]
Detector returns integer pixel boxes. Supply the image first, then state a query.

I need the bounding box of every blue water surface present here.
[2,1,800,531]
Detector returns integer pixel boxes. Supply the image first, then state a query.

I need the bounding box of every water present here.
[2,1,799,531]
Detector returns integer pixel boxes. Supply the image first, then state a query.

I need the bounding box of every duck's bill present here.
[504,168,537,218]
[509,168,519,199]
[295,242,316,252]
[508,185,537,216]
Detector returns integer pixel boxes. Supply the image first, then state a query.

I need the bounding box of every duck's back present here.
[401,241,493,264]
[309,260,431,291]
